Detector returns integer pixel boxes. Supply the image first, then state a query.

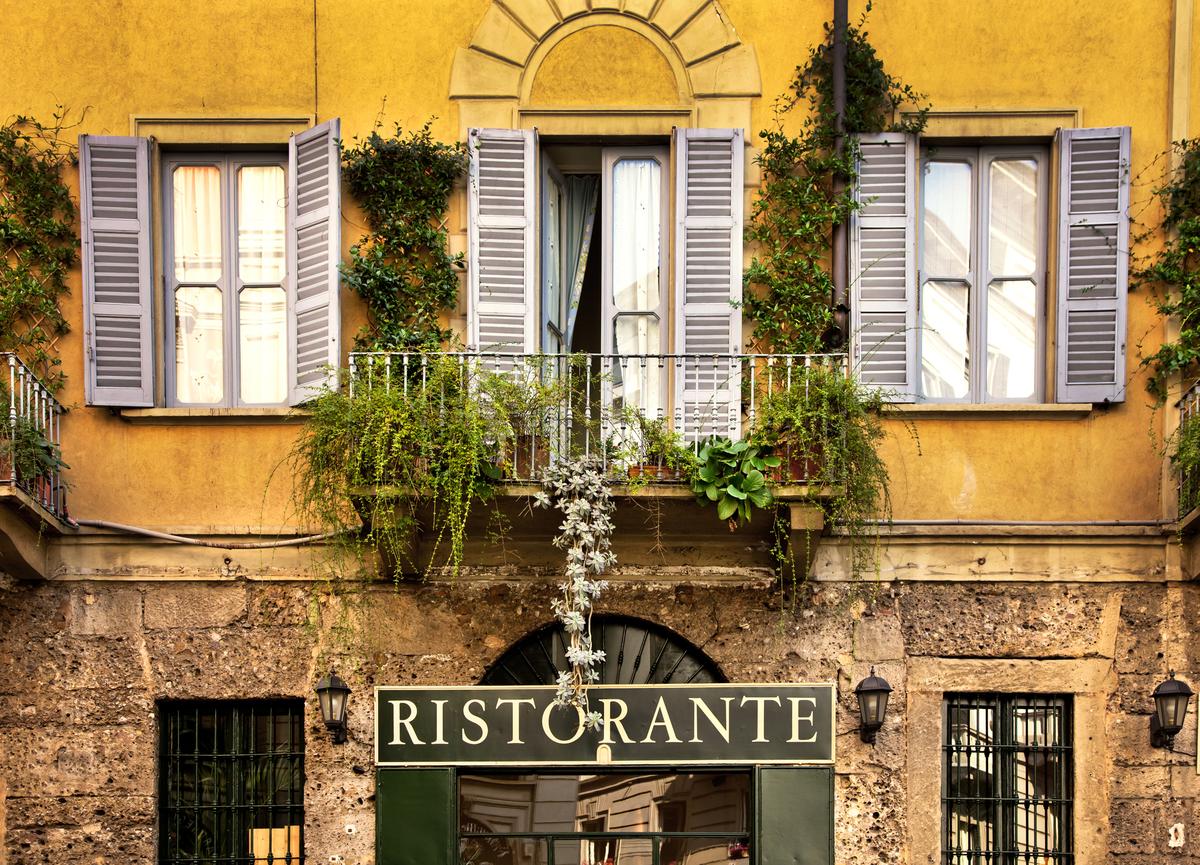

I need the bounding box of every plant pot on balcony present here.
[768,443,824,484]
[505,435,549,481]
[628,462,679,482]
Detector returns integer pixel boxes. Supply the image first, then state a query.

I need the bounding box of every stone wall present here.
[0,577,1195,863]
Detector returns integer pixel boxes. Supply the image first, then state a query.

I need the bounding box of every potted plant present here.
[690,437,779,527]
[1,416,70,503]
[620,412,698,483]
[751,364,850,484]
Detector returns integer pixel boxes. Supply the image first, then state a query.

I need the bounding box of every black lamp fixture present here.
[315,671,351,744]
[1151,670,1193,750]
[854,666,893,744]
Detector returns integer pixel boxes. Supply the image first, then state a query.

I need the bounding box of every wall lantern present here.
[1151,670,1193,750]
[855,666,893,744]
[315,671,351,744]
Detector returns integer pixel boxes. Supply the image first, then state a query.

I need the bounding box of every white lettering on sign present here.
[389,700,423,745]
[600,698,634,744]
[641,696,683,744]
[496,698,536,744]
[431,699,449,745]
[740,695,782,743]
[542,702,586,745]
[690,696,733,743]
[788,697,818,743]
[462,698,488,745]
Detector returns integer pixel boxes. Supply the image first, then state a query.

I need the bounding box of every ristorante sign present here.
[374,684,835,766]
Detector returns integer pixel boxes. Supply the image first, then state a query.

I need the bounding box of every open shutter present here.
[850,132,917,399]
[468,128,537,356]
[80,135,153,406]
[1055,126,1130,404]
[672,128,744,442]
[288,118,341,405]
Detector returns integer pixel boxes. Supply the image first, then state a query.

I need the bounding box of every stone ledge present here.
[118,407,309,424]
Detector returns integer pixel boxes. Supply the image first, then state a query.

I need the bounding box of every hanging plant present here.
[534,457,614,727]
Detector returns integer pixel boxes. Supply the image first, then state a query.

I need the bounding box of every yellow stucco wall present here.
[0,0,1192,531]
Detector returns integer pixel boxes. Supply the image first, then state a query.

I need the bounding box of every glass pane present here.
[461,836,547,865]
[986,279,1037,400]
[545,178,563,331]
[611,158,661,313]
[988,158,1039,276]
[920,279,969,399]
[662,837,747,865]
[460,774,750,835]
[945,700,997,859]
[172,165,223,283]
[175,284,224,403]
[239,285,288,404]
[238,165,286,283]
[922,160,972,277]
[615,317,662,414]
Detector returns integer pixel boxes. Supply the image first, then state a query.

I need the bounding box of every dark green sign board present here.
[374,683,834,766]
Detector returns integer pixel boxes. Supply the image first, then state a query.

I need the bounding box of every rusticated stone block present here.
[1109,798,1159,855]
[143,584,247,629]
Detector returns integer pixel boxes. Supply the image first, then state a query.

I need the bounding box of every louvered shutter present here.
[1055,126,1130,404]
[288,118,342,405]
[468,128,537,357]
[850,133,917,399]
[672,128,744,442]
[80,135,153,406]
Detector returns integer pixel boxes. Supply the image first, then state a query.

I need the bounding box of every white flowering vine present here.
[534,457,614,729]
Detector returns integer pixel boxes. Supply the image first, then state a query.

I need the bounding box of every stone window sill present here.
[118,407,310,425]
[884,403,1094,419]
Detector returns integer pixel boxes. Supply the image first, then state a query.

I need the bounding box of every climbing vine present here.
[0,110,79,392]
[341,120,466,352]
[1136,138,1200,402]
[744,4,928,354]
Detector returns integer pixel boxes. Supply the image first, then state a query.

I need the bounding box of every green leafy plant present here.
[0,110,79,391]
[744,4,929,354]
[1136,139,1200,401]
[340,120,467,353]
[1172,413,1200,515]
[691,438,779,525]
[2,416,69,483]
[616,410,699,483]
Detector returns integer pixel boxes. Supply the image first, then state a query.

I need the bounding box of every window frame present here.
[158,699,305,865]
[161,150,290,408]
[917,142,1050,404]
[941,693,1074,865]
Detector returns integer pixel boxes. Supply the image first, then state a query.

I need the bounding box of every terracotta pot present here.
[768,444,823,483]
[628,463,678,481]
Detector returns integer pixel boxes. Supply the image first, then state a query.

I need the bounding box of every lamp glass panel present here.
[329,688,348,724]
[317,688,334,724]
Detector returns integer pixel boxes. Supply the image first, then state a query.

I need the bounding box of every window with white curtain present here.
[163,153,289,407]
[919,145,1048,403]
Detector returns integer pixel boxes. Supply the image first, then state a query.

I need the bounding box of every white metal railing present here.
[1180,380,1200,515]
[348,352,848,483]
[3,353,68,519]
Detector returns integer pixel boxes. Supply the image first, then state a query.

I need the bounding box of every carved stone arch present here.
[449,0,761,133]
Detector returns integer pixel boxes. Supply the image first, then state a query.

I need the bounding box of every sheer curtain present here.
[237,165,287,403]
[172,165,224,404]
[610,158,661,414]
[563,174,599,348]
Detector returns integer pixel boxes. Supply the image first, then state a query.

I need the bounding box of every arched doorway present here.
[480,615,725,686]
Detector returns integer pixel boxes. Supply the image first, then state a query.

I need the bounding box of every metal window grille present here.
[942,694,1073,865]
[159,701,305,865]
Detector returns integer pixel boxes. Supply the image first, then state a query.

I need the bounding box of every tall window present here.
[164,154,289,406]
[919,146,1048,402]
[159,701,305,865]
[943,694,1072,864]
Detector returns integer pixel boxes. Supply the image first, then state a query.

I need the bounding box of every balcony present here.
[1179,380,1200,523]
[1,353,71,579]
[340,351,853,577]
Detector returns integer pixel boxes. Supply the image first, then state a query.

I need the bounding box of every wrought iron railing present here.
[348,352,848,484]
[1179,380,1200,516]
[2,353,68,519]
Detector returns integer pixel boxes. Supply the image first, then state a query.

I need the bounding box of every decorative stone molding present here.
[450,0,761,133]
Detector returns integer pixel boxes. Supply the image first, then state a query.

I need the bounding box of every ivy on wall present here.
[341,121,467,353]
[1137,139,1200,402]
[743,5,928,354]
[0,111,79,392]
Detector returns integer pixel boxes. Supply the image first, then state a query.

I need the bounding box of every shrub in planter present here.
[690,438,779,526]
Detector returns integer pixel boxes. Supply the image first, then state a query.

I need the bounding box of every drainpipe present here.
[830,0,850,347]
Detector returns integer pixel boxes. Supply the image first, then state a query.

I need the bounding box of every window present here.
[942,694,1072,864]
[458,772,750,865]
[919,146,1048,402]
[164,154,288,406]
[79,121,341,409]
[159,701,305,865]
[851,127,1131,405]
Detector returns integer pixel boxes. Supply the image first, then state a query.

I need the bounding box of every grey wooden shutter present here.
[850,132,917,399]
[468,128,537,355]
[1055,126,1131,404]
[288,118,342,405]
[672,128,744,442]
[80,135,154,406]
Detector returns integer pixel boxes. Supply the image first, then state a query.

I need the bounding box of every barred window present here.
[943,694,1073,864]
[159,701,305,865]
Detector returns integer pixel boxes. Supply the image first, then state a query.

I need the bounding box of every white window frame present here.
[917,143,1049,404]
[161,151,290,408]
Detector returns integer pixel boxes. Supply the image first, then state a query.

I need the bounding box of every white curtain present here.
[563,174,599,347]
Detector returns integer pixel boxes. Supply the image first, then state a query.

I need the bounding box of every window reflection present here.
[175,284,224,404]
[173,166,223,283]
